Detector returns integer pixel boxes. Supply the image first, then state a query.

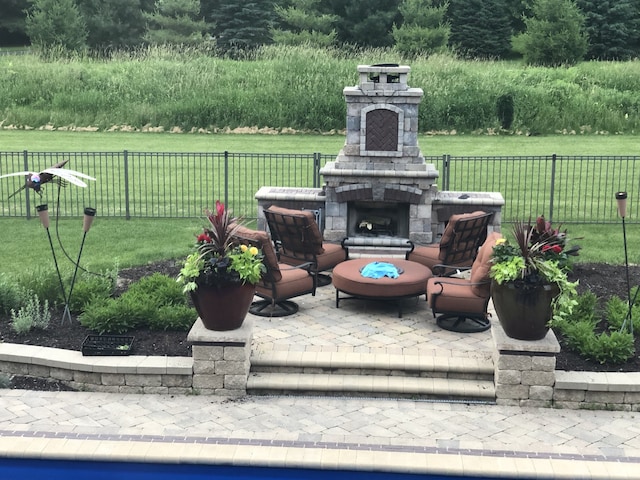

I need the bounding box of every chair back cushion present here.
[264,205,324,254]
[469,231,503,297]
[438,211,490,261]
[232,225,282,282]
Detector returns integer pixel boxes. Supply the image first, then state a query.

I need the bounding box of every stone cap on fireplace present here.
[357,64,410,91]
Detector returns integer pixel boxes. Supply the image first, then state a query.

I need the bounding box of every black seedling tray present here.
[81,335,134,356]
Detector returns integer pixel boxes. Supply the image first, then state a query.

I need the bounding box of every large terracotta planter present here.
[190,282,256,331]
[491,280,559,341]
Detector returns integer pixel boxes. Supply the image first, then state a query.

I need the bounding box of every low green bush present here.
[0,273,27,315]
[124,273,187,307]
[554,291,636,365]
[69,270,117,314]
[78,273,193,333]
[605,287,640,333]
[79,296,151,334]
[16,266,67,307]
[149,305,196,331]
[10,295,51,334]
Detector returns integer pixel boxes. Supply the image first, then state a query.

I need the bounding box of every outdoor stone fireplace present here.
[255,64,503,243]
[320,64,438,244]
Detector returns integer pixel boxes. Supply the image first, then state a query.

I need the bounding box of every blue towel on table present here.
[360,262,399,279]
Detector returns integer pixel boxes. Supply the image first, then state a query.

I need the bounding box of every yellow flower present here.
[249,246,259,256]
[240,244,248,252]
[495,237,507,245]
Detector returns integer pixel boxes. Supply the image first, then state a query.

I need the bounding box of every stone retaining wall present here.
[492,322,640,411]
[1,318,638,410]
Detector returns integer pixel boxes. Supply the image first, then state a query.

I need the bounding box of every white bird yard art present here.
[0,159,96,199]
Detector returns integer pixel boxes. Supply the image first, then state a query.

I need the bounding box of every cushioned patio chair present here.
[407,211,494,276]
[263,205,347,286]
[426,231,502,333]
[232,225,316,317]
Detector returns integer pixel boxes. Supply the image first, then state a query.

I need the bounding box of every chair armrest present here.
[431,263,473,277]
[432,278,489,287]
[280,261,315,273]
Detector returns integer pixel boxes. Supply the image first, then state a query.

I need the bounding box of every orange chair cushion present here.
[233,225,282,282]
[316,242,348,270]
[427,277,487,314]
[265,205,324,254]
[438,210,488,261]
[256,262,314,300]
[469,231,503,297]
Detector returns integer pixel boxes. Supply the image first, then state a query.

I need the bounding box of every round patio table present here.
[332,257,432,318]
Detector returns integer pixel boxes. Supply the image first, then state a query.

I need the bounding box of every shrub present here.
[554,291,636,365]
[124,273,186,306]
[0,274,27,315]
[78,296,151,334]
[16,266,66,307]
[605,287,640,332]
[10,295,51,334]
[69,272,116,314]
[148,305,196,331]
[78,273,192,333]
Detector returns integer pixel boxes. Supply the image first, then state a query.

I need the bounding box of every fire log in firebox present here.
[357,215,394,236]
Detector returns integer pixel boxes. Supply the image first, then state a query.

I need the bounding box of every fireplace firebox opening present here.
[348,202,410,238]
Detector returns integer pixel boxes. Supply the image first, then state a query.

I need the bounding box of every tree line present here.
[1,0,639,66]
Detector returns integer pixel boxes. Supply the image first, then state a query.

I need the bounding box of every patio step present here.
[248,351,496,402]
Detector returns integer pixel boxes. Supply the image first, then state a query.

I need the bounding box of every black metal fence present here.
[1,150,638,224]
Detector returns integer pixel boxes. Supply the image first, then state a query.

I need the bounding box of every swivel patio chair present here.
[263,205,347,286]
[232,225,316,317]
[407,211,494,276]
[426,231,503,333]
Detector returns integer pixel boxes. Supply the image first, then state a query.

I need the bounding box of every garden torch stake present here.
[64,207,97,325]
[616,192,633,335]
[37,204,71,324]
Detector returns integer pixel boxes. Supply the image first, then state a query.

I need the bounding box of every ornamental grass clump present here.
[177,201,265,293]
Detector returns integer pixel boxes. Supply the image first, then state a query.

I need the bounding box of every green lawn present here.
[2,129,639,155]
[1,131,639,277]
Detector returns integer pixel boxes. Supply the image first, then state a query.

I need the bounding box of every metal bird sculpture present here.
[0,160,96,199]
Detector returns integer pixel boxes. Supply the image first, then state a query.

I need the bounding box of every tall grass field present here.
[1,45,639,135]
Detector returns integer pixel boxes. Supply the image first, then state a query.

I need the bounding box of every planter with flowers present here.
[489,217,580,340]
[177,201,265,331]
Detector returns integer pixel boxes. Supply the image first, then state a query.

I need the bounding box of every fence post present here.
[313,152,321,188]
[23,150,31,220]
[224,151,229,207]
[442,154,450,191]
[124,150,130,220]
[549,153,556,224]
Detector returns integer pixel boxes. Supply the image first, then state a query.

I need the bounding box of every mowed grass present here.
[2,129,640,155]
[1,131,639,277]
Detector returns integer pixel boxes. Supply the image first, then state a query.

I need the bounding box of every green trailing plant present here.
[10,295,51,334]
